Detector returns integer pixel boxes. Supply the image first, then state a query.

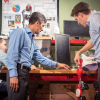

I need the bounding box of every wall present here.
[0,1,100,35]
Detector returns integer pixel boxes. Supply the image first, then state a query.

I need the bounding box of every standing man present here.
[0,38,8,100]
[71,2,100,100]
[6,12,70,100]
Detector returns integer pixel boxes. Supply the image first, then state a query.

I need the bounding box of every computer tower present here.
[55,34,71,66]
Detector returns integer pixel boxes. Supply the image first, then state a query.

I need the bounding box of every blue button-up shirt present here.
[86,10,100,62]
[6,26,57,77]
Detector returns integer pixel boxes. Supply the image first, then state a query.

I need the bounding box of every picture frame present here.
[8,20,15,27]
[15,15,21,23]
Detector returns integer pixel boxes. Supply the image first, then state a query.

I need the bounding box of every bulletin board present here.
[2,0,59,37]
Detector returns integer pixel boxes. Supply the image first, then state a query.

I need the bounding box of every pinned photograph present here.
[46,17,52,21]
[8,20,15,27]
[47,23,50,28]
[15,15,21,23]
[53,17,55,21]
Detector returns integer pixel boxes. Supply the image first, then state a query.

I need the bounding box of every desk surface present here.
[1,69,97,74]
[0,69,97,81]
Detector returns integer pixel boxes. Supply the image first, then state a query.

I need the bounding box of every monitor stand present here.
[75,37,79,40]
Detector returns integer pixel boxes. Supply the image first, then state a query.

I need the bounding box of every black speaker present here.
[55,34,71,66]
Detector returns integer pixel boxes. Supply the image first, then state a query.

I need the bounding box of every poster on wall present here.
[15,15,21,23]
[2,0,58,37]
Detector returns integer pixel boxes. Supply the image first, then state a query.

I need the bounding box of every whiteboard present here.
[2,0,59,37]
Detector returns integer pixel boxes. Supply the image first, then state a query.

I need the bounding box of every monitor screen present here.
[34,39,51,57]
[64,20,90,38]
[55,34,71,66]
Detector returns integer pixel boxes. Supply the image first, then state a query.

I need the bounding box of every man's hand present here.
[74,52,80,65]
[57,63,70,70]
[1,66,7,70]
[10,77,19,92]
[74,41,94,65]
[31,65,36,70]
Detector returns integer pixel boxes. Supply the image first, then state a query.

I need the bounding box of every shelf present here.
[51,40,87,46]
[34,36,52,40]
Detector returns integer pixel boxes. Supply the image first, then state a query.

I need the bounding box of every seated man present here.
[0,38,8,100]
[0,38,7,67]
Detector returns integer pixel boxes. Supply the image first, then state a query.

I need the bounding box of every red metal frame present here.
[29,74,97,81]
[51,40,87,44]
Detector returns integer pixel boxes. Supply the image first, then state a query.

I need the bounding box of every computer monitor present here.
[34,39,51,57]
[55,34,71,66]
[64,20,90,39]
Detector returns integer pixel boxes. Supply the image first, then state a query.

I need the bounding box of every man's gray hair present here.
[29,12,47,24]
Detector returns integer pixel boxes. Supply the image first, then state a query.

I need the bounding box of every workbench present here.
[1,69,97,81]
[0,69,98,100]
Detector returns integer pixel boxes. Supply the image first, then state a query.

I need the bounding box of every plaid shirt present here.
[86,10,100,62]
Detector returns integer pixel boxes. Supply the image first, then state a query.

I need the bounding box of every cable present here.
[80,37,83,39]
[76,46,80,50]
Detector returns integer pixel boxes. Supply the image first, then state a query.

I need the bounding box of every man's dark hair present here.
[29,12,47,24]
[71,2,91,17]
[0,38,3,43]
